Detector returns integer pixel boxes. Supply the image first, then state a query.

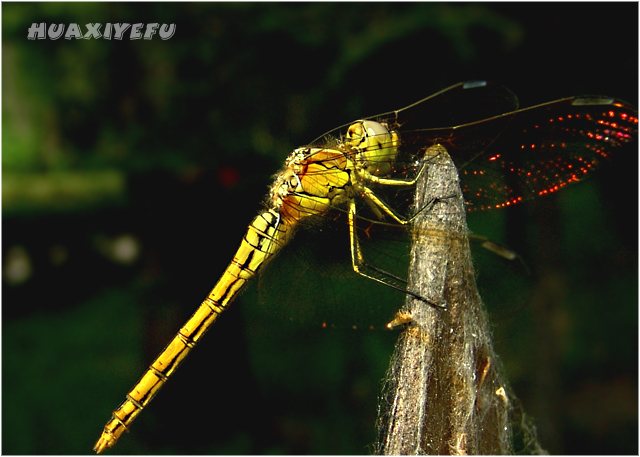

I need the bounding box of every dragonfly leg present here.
[360,144,446,187]
[360,186,410,224]
[365,173,421,186]
[360,185,441,226]
[347,199,446,309]
[361,165,424,187]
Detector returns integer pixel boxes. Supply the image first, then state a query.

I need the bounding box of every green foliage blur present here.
[3,3,637,455]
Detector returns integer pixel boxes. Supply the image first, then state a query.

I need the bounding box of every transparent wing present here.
[395,96,638,211]
[312,87,637,213]
[257,212,437,330]
[311,81,637,213]
[257,85,637,328]
[310,81,520,147]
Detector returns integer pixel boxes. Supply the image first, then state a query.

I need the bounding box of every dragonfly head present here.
[346,120,400,176]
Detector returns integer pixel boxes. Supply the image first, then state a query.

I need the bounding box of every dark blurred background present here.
[3,3,637,454]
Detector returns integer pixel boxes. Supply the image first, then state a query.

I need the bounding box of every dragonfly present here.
[94,81,637,453]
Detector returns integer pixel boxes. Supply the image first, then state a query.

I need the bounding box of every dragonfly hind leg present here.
[347,199,446,310]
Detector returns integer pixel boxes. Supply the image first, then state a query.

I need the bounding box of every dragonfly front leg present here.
[359,164,424,188]
[358,143,446,188]
[355,144,447,223]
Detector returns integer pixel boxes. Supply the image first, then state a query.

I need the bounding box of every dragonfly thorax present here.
[269,147,355,224]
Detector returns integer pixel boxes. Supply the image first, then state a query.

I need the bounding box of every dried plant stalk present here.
[376,146,543,455]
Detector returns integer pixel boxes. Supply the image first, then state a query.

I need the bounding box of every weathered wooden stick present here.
[375,145,540,455]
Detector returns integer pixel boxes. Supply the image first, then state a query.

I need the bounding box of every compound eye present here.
[345,120,399,177]
[361,120,389,140]
[346,120,390,149]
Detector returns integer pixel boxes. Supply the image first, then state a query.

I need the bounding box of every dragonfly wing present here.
[451,97,638,210]
[386,96,637,211]
[310,81,519,147]
[255,214,413,329]
[389,81,519,130]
